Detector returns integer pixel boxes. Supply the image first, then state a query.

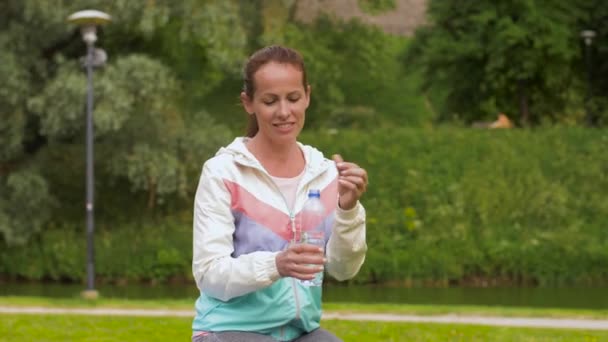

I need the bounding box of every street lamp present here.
[67,9,111,300]
[580,29,596,126]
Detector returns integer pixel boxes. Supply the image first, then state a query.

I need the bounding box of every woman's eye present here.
[288,97,300,102]
[263,99,275,105]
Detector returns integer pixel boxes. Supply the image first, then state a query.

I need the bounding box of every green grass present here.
[1,296,607,320]
[1,314,606,342]
[2,296,607,341]
[326,320,608,341]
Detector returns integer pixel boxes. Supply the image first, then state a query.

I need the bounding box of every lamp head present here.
[580,30,596,46]
[67,10,111,45]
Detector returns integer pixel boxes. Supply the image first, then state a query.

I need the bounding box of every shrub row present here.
[1,127,606,286]
[301,126,608,286]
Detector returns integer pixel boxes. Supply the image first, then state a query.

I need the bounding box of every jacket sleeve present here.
[192,162,281,302]
[325,201,367,281]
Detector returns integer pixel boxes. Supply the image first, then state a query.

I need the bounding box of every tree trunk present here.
[147,176,157,210]
[518,80,530,126]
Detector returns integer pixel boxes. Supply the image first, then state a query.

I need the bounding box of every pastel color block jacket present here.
[192,137,367,341]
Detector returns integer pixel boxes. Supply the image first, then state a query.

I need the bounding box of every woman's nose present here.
[277,100,290,118]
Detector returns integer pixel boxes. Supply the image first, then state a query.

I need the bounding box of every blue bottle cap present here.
[308,189,321,198]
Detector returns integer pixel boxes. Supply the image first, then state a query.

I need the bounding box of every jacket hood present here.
[217,137,333,176]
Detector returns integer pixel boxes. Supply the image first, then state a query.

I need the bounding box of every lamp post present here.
[67,9,111,300]
[580,29,596,126]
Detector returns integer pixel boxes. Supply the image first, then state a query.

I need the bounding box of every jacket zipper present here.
[268,177,302,321]
[291,278,301,321]
[262,167,312,322]
[245,163,303,321]
[236,153,328,323]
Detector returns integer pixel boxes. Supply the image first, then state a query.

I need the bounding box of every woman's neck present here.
[246,136,304,177]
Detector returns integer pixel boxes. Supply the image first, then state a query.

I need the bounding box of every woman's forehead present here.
[254,62,304,86]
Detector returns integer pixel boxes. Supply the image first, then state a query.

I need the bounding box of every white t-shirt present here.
[269,169,305,212]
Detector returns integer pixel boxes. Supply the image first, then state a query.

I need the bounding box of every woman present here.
[192,45,368,342]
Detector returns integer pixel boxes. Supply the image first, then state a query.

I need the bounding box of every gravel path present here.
[1,306,607,330]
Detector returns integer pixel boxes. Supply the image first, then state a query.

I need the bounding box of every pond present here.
[1,282,606,310]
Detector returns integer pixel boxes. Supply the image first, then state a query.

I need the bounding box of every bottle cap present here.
[308,189,320,198]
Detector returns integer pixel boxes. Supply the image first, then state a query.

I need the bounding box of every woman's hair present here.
[242,45,308,137]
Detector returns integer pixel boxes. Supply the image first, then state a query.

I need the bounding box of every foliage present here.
[0,0,436,244]
[300,127,608,286]
[0,0,238,245]
[0,168,53,245]
[407,0,608,126]
[199,15,434,133]
[1,0,607,286]
[578,0,608,125]
[1,127,607,286]
[358,0,397,15]
[0,219,192,283]
[265,17,430,128]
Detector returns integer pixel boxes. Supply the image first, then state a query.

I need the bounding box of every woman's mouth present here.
[274,122,295,131]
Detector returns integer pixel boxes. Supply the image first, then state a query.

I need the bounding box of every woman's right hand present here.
[275,243,325,280]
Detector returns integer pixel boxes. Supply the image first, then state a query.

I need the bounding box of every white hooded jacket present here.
[192,137,366,340]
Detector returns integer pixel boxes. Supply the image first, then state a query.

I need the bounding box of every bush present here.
[300,126,608,285]
[1,127,606,286]
[0,219,192,284]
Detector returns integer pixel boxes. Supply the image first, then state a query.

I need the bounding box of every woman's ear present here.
[240,92,254,114]
[305,85,312,108]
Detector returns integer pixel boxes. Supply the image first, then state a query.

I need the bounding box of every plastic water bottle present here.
[299,189,326,287]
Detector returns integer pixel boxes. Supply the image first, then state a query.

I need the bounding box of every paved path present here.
[1,306,607,330]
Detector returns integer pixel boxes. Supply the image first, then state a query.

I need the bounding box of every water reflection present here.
[323,285,608,309]
[1,282,606,310]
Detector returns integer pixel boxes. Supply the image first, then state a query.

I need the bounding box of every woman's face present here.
[241,61,310,145]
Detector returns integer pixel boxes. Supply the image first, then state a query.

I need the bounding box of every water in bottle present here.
[299,189,325,286]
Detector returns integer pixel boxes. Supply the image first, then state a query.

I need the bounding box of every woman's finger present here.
[288,243,324,255]
[339,177,367,193]
[286,264,324,279]
[295,254,325,265]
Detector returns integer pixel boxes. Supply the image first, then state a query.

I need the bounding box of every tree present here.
[0,0,242,245]
[578,0,608,125]
[255,15,418,128]
[407,0,590,125]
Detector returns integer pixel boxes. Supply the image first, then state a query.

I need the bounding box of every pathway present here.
[1,306,607,330]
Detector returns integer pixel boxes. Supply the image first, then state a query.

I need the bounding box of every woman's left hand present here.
[332,154,368,210]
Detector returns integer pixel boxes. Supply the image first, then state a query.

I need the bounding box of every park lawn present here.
[1,314,607,342]
[1,296,607,320]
